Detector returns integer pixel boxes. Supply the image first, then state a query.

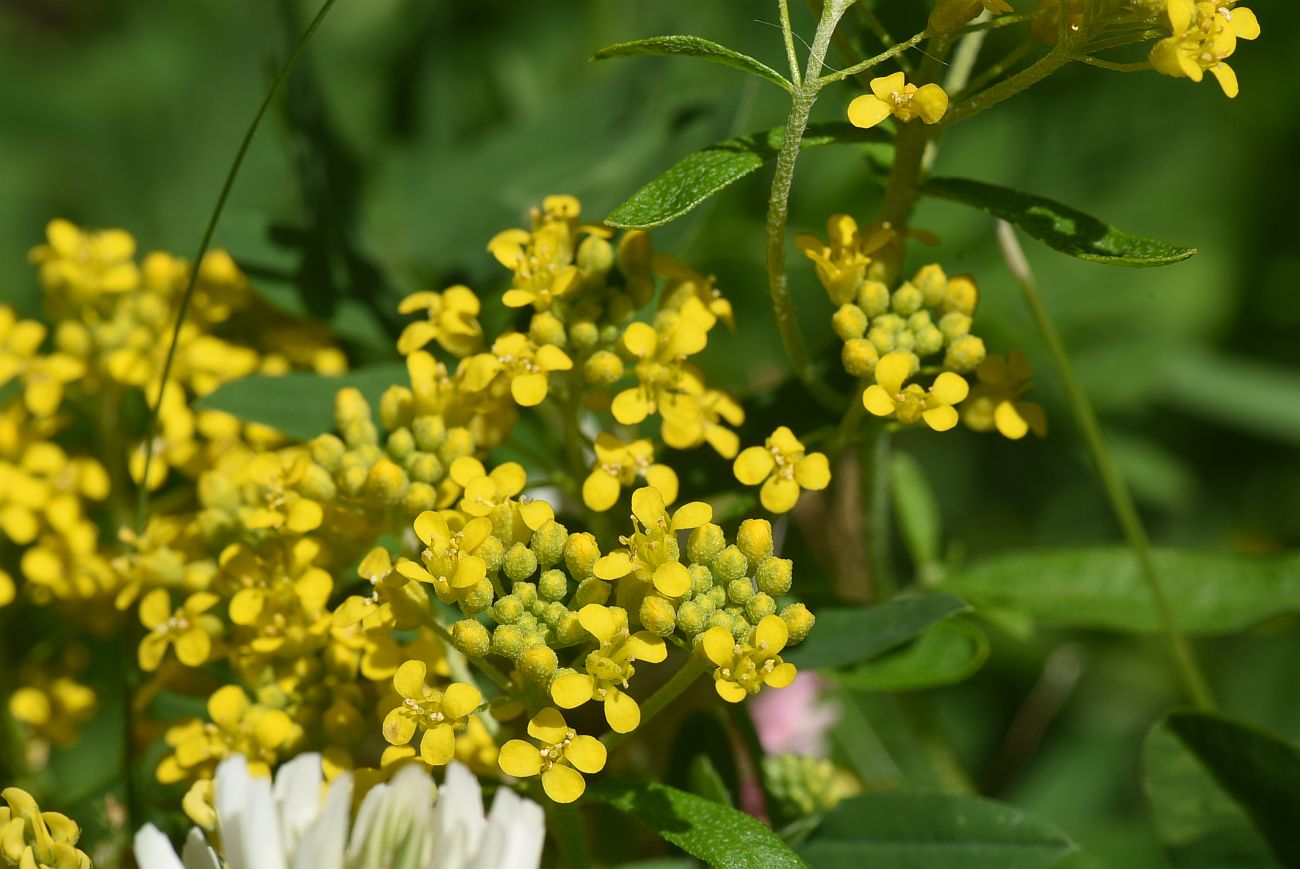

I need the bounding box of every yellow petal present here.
[207,685,249,730]
[535,344,573,373]
[870,71,906,100]
[551,672,595,708]
[755,615,789,656]
[139,588,172,629]
[624,632,667,663]
[511,372,549,407]
[582,471,620,512]
[565,734,608,773]
[577,604,617,643]
[760,477,800,514]
[913,83,949,124]
[653,561,692,598]
[419,723,456,765]
[527,707,569,743]
[643,464,678,505]
[604,690,640,733]
[502,289,535,309]
[794,453,831,490]
[922,405,959,432]
[441,682,482,719]
[413,510,449,546]
[611,388,650,425]
[397,320,438,355]
[847,94,892,130]
[175,629,211,667]
[394,659,428,699]
[382,707,417,746]
[593,552,633,581]
[930,372,969,405]
[498,740,542,778]
[1209,62,1239,98]
[993,401,1030,440]
[630,486,666,527]
[764,662,798,689]
[621,322,658,359]
[541,765,586,803]
[733,446,775,486]
[1231,7,1260,40]
[875,351,913,394]
[701,627,737,669]
[669,500,712,530]
[715,679,747,703]
[137,634,168,671]
[451,555,487,589]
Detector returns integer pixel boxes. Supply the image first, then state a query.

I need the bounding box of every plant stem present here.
[764,0,852,407]
[817,29,928,86]
[778,0,803,88]
[545,799,592,869]
[860,425,895,601]
[996,222,1215,711]
[425,619,515,692]
[134,0,339,530]
[602,659,704,753]
[855,4,914,73]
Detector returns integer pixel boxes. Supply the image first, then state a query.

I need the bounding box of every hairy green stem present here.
[778,0,803,88]
[602,659,704,753]
[818,28,928,86]
[855,4,915,73]
[134,0,339,529]
[996,222,1215,710]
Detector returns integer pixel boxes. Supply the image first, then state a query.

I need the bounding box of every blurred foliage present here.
[1,0,1298,866]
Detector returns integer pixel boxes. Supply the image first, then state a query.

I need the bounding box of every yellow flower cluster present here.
[0,788,91,869]
[1149,0,1259,97]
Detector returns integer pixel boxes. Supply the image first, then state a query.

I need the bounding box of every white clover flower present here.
[134,754,545,869]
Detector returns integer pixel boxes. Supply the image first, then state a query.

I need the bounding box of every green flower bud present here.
[676,601,707,636]
[831,304,868,341]
[745,591,777,622]
[564,532,601,580]
[531,520,568,568]
[340,464,368,497]
[842,338,879,378]
[583,350,624,386]
[574,577,611,608]
[309,434,346,472]
[577,235,615,275]
[867,326,896,355]
[755,557,793,597]
[298,463,337,503]
[517,613,539,633]
[894,329,916,352]
[530,311,567,347]
[939,311,971,342]
[365,458,409,504]
[386,427,416,461]
[335,387,373,435]
[706,611,733,633]
[513,582,538,608]
[440,427,476,463]
[891,282,923,315]
[402,482,438,516]
[451,619,491,657]
[491,624,525,660]
[519,645,558,683]
[607,293,636,325]
[411,415,446,452]
[503,543,538,583]
[707,586,728,608]
[781,603,816,645]
[478,535,505,575]
[944,275,979,315]
[762,755,841,818]
[912,263,948,307]
[907,310,934,331]
[493,595,524,625]
[727,578,755,605]
[353,443,383,466]
[944,334,986,373]
[598,322,621,346]
[538,569,569,602]
[640,595,677,637]
[341,419,379,449]
[568,319,600,351]
[542,601,569,627]
[379,385,413,432]
[687,523,726,566]
[556,612,586,645]
[462,579,495,614]
[405,452,444,484]
[736,519,774,564]
[713,545,748,583]
[858,280,891,317]
[689,564,714,598]
[914,324,945,357]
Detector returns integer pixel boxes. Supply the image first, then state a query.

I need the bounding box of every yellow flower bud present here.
[365,458,409,504]
[939,311,972,342]
[538,569,569,602]
[379,385,413,432]
[402,482,438,516]
[463,579,496,614]
[686,523,726,566]
[736,518,774,564]
[531,520,568,568]
[335,386,372,429]
[556,612,586,644]
[298,462,337,503]
[831,304,869,341]
[494,595,525,624]
[564,532,601,580]
[713,546,748,583]
[746,592,777,622]
[944,275,979,315]
[513,581,539,608]
[412,415,446,452]
[519,645,559,683]
[756,557,794,597]
[452,619,491,657]
[386,427,416,461]
[843,338,880,378]
[583,349,625,386]
[310,433,347,470]
[914,324,945,357]
[858,280,891,316]
[640,595,677,637]
[781,602,816,645]
[405,452,444,484]
[492,624,526,660]
[577,234,615,274]
[503,543,538,583]
[726,578,755,605]
[944,334,987,373]
[912,264,948,306]
[891,282,923,315]
[569,319,600,351]
[529,312,568,348]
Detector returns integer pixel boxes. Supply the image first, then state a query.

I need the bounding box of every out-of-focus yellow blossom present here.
[0,307,84,417]
[699,615,797,702]
[460,332,573,408]
[796,216,891,306]
[594,487,711,597]
[583,434,678,512]
[498,707,607,803]
[0,570,13,608]
[334,547,430,631]
[137,588,222,671]
[612,298,715,426]
[241,451,324,534]
[396,286,484,357]
[28,217,139,305]
[734,427,831,514]
[9,671,97,749]
[661,376,745,459]
[1149,0,1259,97]
[863,351,970,432]
[380,660,482,765]
[550,604,667,733]
[848,73,949,130]
[654,253,734,330]
[0,787,92,869]
[156,685,295,786]
[961,351,1047,439]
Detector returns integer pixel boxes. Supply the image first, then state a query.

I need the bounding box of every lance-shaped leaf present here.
[592,35,793,92]
[606,123,889,230]
[784,593,969,670]
[922,176,1196,267]
[831,619,990,693]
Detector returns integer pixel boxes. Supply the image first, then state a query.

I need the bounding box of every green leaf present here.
[1162,351,1300,447]
[891,451,942,572]
[1143,719,1281,868]
[1161,712,1300,867]
[832,620,989,692]
[591,35,793,93]
[942,547,1300,635]
[921,176,1196,267]
[799,791,1077,868]
[687,754,733,806]
[606,123,889,230]
[194,363,407,442]
[585,780,805,869]
[784,593,969,670]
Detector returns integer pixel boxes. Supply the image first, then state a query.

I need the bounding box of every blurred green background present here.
[1,1,1296,866]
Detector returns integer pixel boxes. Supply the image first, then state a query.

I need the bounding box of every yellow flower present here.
[241,450,324,534]
[137,588,222,671]
[460,332,573,407]
[498,707,607,803]
[699,615,798,702]
[448,457,555,531]
[28,217,139,303]
[593,487,711,597]
[0,787,92,869]
[654,253,735,330]
[848,72,949,129]
[394,509,491,600]
[396,286,484,357]
[380,660,482,765]
[156,685,295,785]
[550,605,667,733]
[0,570,13,608]
[612,299,715,426]
[9,673,96,748]
[660,376,745,459]
[333,546,430,631]
[733,427,831,514]
[961,351,1047,439]
[795,215,892,306]
[0,307,84,417]
[863,351,970,431]
[503,264,580,312]
[1149,0,1259,97]
[582,434,678,512]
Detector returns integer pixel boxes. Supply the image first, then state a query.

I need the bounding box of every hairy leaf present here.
[592,34,792,92]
